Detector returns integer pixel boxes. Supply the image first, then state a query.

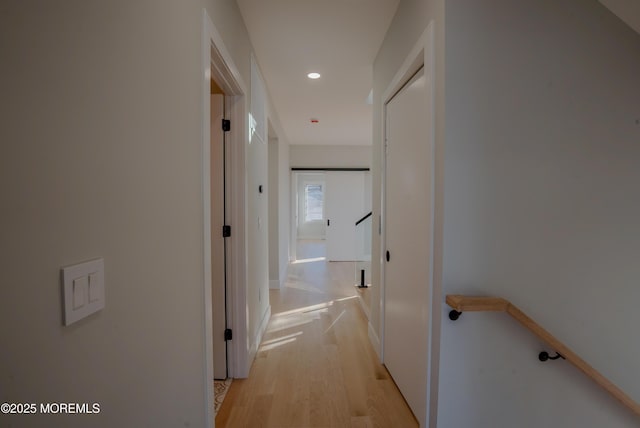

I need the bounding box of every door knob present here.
[386,250,390,262]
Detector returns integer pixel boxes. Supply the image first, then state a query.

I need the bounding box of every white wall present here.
[268,120,291,289]
[371,0,445,425]
[246,57,271,353]
[268,137,280,285]
[439,0,640,426]
[0,1,206,426]
[246,119,270,354]
[266,95,291,289]
[0,1,283,426]
[277,136,291,281]
[290,145,372,168]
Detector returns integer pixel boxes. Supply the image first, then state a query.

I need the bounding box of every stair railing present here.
[354,211,372,288]
[355,211,372,227]
[446,294,640,417]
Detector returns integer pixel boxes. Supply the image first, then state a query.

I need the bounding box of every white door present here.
[383,67,432,427]
[325,171,365,261]
[211,94,227,379]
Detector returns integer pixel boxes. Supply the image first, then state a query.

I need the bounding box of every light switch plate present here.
[62,258,105,326]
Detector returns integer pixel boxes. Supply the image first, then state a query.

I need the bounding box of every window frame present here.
[303,183,324,222]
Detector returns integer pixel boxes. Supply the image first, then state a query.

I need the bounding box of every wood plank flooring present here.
[216,240,418,428]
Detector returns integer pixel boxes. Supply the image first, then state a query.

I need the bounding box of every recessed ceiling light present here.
[307,72,321,79]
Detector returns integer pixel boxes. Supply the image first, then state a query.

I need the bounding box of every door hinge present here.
[222,119,231,132]
[222,225,231,237]
[224,328,233,341]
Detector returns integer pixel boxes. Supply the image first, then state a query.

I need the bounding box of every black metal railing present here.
[354,211,372,288]
[355,211,372,226]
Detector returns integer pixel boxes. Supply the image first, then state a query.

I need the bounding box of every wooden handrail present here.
[446,294,640,417]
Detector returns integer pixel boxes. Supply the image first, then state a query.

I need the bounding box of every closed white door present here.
[383,66,432,427]
[325,171,365,261]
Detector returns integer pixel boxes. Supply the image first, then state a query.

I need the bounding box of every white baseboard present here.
[269,279,280,290]
[356,292,371,319]
[368,322,382,361]
[257,305,271,347]
[248,305,271,364]
[279,263,289,287]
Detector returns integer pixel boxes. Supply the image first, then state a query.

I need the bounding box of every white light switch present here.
[62,258,105,326]
[88,273,101,303]
[73,277,88,309]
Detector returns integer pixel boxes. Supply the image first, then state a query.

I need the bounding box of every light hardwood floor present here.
[216,240,418,428]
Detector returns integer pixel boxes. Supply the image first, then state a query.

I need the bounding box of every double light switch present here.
[62,258,105,326]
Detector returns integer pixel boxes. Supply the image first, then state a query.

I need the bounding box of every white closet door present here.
[383,66,432,427]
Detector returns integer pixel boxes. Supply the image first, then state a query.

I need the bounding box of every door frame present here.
[290,171,298,261]
[379,22,438,427]
[210,93,228,380]
[201,9,249,427]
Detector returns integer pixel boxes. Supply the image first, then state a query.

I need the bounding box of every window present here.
[304,184,323,222]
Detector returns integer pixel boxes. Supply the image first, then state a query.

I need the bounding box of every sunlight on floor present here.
[261,331,303,345]
[259,336,298,351]
[259,331,303,352]
[267,296,358,334]
[267,310,327,333]
[271,296,357,317]
[291,256,326,264]
[272,300,333,317]
[324,309,346,334]
[284,281,325,294]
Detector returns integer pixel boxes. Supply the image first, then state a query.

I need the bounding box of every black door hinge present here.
[222,225,231,238]
[222,119,231,132]
[224,329,233,341]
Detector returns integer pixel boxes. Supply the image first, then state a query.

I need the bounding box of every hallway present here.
[216,241,418,427]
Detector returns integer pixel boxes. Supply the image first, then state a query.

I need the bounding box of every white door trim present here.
[290,171,298,260]
[201,9,249,427]
[379,22,436,427]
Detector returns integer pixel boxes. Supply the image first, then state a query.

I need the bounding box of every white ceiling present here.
[599,0,640,35]
[237,1,638,147]
[236,0,400,146]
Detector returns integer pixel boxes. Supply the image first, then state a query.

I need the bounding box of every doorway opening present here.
[295,172,327,243]
[210,83,229,381]
[202,9,250,427]
[290,169,371,263]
